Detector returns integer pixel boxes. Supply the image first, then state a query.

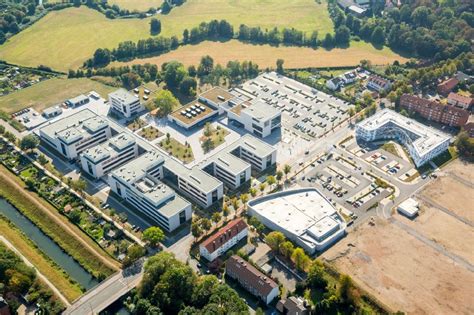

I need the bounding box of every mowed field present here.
[111,40,407,69]
[109,0,163,11]
[0,78,116,113]
[0,1,333,71]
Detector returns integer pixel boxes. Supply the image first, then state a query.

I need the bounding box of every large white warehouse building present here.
[248,188,346,254]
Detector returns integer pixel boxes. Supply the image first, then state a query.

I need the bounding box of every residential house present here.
[437,78,459,96]
[367,75,392,93]
[225,255,279,305]
[199,218,248,261]
[447,93,473,110]
[326,77,344,91]
[276,296,310,315]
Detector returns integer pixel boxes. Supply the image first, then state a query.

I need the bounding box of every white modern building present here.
[227,134,277,173]
[80,132,138,179]
[39,109,112,160]
[199,218,248,261]
[109,89,144,118]
[201,151,251,190]
[163,158,224,208]
[109,151,192,232]
[248,188,347,254]
[355,109,451,167]
[226,100,281,138]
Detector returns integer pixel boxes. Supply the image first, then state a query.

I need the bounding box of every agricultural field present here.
[0,1,335,71]
[112,40,408,69]
[109,0,164,11]
[0,77,116,114]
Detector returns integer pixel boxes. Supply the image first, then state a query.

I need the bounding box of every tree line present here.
[70,56,259,92]
[85,18,349,69]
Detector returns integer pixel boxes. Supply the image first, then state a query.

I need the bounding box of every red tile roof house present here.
[199,218,248,262]
[447,92,473,110]
[437,78,459,96]
[366,75,392,93]
[225,255,279,305]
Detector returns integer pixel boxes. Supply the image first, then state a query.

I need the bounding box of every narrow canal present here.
[0,198,98,290]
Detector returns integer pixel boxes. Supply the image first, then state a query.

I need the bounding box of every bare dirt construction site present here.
[322,159,474,315]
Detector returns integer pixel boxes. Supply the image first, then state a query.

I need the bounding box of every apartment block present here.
[226,255,279,305]
[447,92,473,110]
[199,218,248,261]
[400,94,469,127]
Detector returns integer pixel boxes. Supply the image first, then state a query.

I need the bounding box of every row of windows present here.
[102,150,137,173]
[75,131,108,153]
[125,193,170,230]
[178,178,208,205]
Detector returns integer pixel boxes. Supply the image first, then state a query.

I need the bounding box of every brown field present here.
[111,40,407,69]
[421,161,474,222]
[322,218,474,315]
[396,206,474,264]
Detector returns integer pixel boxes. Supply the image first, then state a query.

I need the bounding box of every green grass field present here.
[0,1,333,71]
[109,0,164,11]
[0,77,116,113]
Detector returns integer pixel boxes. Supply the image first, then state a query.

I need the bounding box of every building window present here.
[87,161,94,175]
[60,143,67,156]
[179,211,186,224]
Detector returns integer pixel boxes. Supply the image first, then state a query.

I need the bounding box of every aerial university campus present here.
[0,1,472,315]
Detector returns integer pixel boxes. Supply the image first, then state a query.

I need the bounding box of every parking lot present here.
[297,152,391,223]
[342,137,419,182]
[234,72,351,140]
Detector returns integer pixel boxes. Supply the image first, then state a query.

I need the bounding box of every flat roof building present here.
[397,198,419,219]
[356,109,451,167]
[39,109,112,160]
[109,151,191,232]
[80,132,139,179]
[109,89,144,118]
[248,188,346,254]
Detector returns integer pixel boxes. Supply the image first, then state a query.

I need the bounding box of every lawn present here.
[112,40,408,69]
[127,118,147,131]
[109,0,164,11]
[381,142,400,158]
[201,124,229,153]
[0,1,334,71]
[138,125,163,141]
[158,136,194,164]
[0,216,83,302]
[0,77,116,114]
